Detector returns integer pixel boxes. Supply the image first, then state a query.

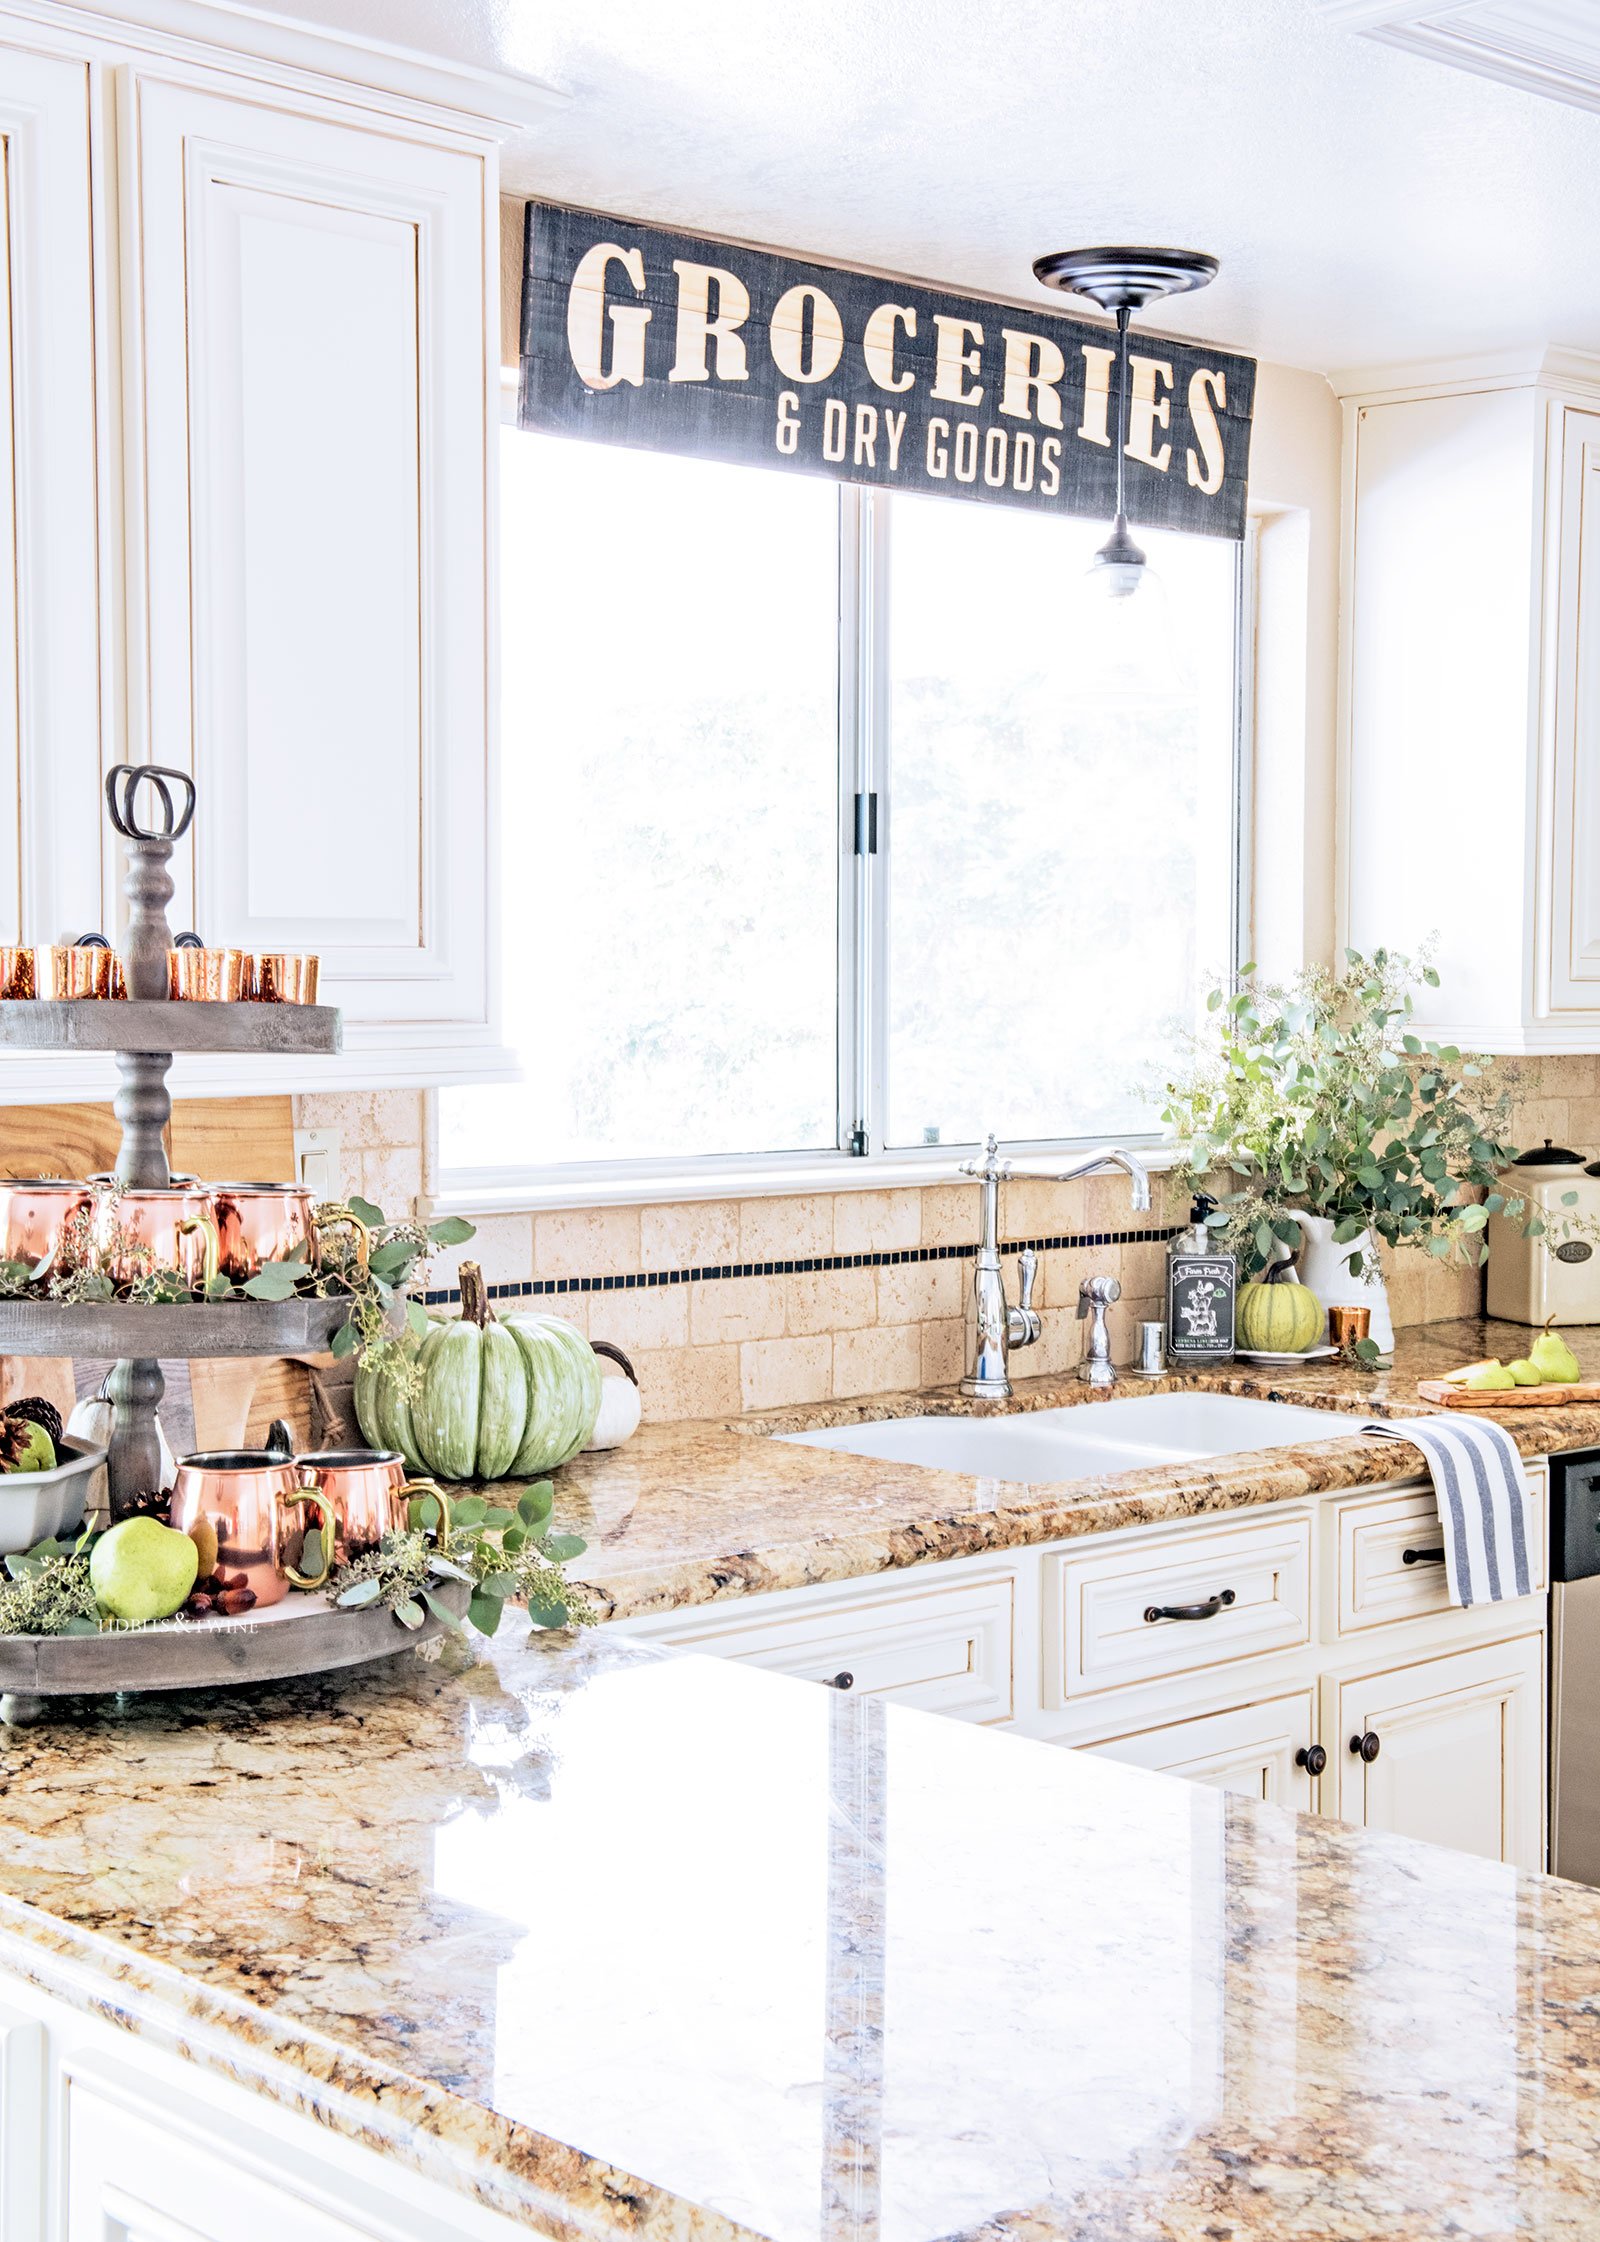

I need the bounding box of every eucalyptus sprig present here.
[0,1534,101,1637]
[329,1480,593,1641]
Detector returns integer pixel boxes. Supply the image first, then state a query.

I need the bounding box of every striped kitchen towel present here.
[1361,1414,1533,1607]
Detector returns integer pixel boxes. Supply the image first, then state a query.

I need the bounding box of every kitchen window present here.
[436,420,1245,1201]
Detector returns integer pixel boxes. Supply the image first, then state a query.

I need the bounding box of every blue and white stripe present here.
[1362,1413,1534,1607]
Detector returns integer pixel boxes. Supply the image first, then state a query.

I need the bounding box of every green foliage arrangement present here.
[1161,949,1557,1280]
[330,1482,593,1639]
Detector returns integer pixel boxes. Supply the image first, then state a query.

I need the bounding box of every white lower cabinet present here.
[1325,1634,1545,1868]
[1083,1690,1319,1811]
[616,1462,1552,1871]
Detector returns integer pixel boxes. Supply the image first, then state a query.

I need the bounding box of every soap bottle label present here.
[1168,1257,1236,1358]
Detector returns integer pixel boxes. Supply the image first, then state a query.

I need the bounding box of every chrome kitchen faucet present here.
[958,1133,1153,1400]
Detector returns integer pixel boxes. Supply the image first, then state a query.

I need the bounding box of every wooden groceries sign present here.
[520,203,1256,538]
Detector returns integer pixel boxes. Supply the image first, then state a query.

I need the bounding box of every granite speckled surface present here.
[0,1621,1596,2240]
[559,1317,1600,1621]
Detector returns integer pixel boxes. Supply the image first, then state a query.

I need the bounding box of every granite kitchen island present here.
[0,1617,1594,2242]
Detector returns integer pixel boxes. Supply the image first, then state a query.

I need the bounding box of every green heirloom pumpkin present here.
[354,1262,602,1482]
[1237,1260,1323,1354]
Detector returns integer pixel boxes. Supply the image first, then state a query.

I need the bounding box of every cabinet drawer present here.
[1334,1471,1547,1636]
[652,1575,1014,1722]
[1045,1513,1312,1702]
[1080,1689,1318,1809]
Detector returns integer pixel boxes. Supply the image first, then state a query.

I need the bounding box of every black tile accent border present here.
[422,1226,1180,1308]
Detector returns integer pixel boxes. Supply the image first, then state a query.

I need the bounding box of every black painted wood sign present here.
[520,203,1257,539]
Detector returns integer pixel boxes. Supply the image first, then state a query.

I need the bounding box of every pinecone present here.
[111,1488,171,1526]
[4,1397,63,1449]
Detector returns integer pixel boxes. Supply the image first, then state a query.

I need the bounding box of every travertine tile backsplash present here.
[290,1057,1599,1422]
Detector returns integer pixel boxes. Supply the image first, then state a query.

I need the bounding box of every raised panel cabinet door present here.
[0,1999,44,2242]
[66,2077,398,2242]
[1327,1633,1544,1870]
[126,70,500,1072]
[0,40,106,955]
[1083,1691,1319,1811]
[1544,405,1600,1012]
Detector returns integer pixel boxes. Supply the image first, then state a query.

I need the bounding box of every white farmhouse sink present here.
[776,1391,1369,1485]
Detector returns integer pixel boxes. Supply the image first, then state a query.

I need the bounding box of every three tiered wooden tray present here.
[0,765,459,1718]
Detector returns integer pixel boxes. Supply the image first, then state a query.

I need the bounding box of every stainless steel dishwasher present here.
[1550,1447,1600,1884]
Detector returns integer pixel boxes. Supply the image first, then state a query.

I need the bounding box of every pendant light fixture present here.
[1032,245,1219,606]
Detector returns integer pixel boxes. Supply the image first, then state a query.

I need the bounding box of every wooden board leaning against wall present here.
[0,1096,321,1449]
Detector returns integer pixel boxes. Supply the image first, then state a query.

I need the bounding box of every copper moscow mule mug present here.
[93,1183,218,1287]
[0,1178,95,1272]
[212,1182,316,1282]
[262,1421,442,1564]
[168,1451,337,1610]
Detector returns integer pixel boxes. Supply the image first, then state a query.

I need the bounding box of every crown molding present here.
[1312,0,1600,119]
[1333,342,1600,404]
[0,0,564,131]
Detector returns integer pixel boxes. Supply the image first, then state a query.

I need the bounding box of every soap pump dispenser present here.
[1166,1194,1237,1364]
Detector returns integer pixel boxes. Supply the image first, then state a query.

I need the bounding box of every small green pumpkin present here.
[1237,1260,1323,1354]
[355,1261,602,1482]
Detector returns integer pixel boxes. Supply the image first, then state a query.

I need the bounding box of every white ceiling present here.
[201,0,1600,377]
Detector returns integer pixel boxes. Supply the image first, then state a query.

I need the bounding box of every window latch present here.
[853,792,879,856]
[848,1122,868,1156]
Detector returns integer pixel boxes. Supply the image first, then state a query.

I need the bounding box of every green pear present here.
[1465,1361,1517,1391]
[89,1517,198,1625]
[1506,1358,1543,1386]
[1529,1319,1582,1386]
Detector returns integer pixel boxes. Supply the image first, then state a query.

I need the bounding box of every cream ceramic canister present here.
[1292,1210,1394,1352]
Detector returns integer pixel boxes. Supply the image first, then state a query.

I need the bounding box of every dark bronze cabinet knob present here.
[1349,1729,1381,1763]
[1295,1743,1328,1777]
[832,1671,854,1691]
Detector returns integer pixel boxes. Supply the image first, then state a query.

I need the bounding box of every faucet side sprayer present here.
[957,1133,1153,1400]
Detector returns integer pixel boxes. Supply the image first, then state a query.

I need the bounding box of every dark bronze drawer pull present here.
[1143,1589,1236,1624]
[1402,1546,1446,1566]
[1350,1729,1381,1763]
[1295,1743,1328,1777]
[831,1670,854,1691]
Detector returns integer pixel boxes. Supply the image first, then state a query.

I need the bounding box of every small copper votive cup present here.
[64,944,113,999]
[1328,1304,1372,1349]
[169,946,205,1000]
[199,947,252,1003]
[35,946,72,999]
[255,953,318,1003]
[109,954,127,999]
[0,947,36,1000]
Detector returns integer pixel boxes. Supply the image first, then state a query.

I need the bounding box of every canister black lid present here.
[1513,1138,1584,1166]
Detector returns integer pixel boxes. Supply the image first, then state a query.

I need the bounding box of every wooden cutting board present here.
[1416,1378,1600,1408]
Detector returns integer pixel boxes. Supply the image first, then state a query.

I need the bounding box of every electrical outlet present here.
[293,1126,343,1200]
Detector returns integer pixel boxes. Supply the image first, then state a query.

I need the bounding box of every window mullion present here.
[836,485,867,1154]
[859,488,890,1155]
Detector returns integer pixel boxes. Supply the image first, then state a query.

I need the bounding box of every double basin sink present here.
[778,1390,1370,1485]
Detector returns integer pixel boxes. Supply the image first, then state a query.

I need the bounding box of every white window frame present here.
[427,388,1251,1212]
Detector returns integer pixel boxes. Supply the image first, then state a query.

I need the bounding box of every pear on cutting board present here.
[1529,1319,1582,1386]
[1443,1359,1500,1385]
[1465,1361,1517,1391]
[1506,1357,1543,1385]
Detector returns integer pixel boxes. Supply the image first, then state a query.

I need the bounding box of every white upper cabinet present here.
[0,37,107,955]
[124,68,506,1089]
[1341,352,1600,1051]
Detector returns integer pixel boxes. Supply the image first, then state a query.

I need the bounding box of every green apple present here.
[89,1517,199,1625]
[1,1421,55,1473]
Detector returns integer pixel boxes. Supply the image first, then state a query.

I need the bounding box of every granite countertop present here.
[0,1621,1595,2241]
[560,1317,1600,1621]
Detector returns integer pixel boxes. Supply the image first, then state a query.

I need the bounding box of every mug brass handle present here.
[1144,1590,1236,1623]
[1350,1729,1382,1764]
[175,1212,220,1292]
[403,1479,454,1538]
[310,1201,371,1275]
[283,1485,338,1591]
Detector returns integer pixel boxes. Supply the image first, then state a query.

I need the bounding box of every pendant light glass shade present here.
[1031,244,1220,696]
